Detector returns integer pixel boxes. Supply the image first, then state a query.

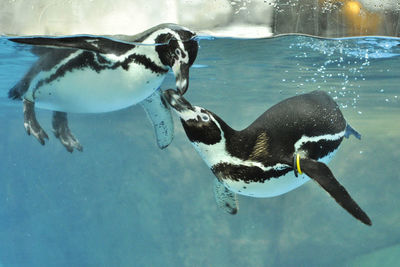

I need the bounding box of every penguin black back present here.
[220,91,347,166]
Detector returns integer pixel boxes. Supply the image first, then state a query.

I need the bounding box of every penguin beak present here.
[172,62,189,95]
[163,89,193,113]
[171,38,198,95]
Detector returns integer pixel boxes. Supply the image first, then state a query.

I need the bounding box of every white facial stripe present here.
[146,29,181,44]
[294,130,346,152]
[175,48,190,65]
[152,28,191,63]
[86,39,99,48]
[175,106,201,121]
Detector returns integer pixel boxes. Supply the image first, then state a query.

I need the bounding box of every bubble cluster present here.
[281,36,400,114]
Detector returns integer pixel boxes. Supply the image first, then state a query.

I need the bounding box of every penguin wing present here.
[9,36,135,55]
[213,178,238,215]
[299,157,372,226]
[140,88,174,149]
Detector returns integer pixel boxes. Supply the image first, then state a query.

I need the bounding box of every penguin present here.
[163,89,372,226]
[8,23,198,152]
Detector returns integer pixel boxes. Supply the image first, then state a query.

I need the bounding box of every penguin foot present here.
[52,111,83,153]
[23,99,49,145]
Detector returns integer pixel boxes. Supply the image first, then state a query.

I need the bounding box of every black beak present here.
[172,63,189,95]
[172,38,198,95]
[163,89,193,112]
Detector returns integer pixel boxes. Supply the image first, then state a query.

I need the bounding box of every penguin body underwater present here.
[8,24,198,152]
[164,89,371,226]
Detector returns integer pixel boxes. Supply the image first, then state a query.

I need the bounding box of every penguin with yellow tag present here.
[164,89,371,226]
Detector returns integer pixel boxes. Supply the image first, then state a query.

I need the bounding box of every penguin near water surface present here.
[8,24,198,152]
[164,89,372,226]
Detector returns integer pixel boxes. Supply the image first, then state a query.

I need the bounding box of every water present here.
[0,35,400,266]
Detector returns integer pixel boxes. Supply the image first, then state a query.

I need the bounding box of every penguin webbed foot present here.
[23,99,49,145]
[52,111,83,153]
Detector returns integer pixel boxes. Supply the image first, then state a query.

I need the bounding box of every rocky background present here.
[0,0,399,37]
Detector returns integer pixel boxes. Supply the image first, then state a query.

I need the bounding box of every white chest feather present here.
[26,51,166,113]
[192,135,339,198]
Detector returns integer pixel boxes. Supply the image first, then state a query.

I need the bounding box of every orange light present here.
[319,0,382,35]
[343,1,361,16]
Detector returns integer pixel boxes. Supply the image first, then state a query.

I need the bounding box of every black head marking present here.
[181,109,222,145]
[155,36,181,67]
[183,39,198,67]
[154,30,197,68]
[164,89,231,145]
[155,30,197,94]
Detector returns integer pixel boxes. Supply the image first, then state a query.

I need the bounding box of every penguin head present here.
[164,89,223,145]
[153,25,198,95]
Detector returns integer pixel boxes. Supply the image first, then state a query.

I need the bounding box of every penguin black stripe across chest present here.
[164,89,371,226]
[8,24,198,152]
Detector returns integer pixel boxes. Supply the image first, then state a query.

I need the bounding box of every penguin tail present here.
[344,124,361,140]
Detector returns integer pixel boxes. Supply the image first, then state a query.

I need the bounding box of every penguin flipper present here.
[9,36,135,55]
[299,157,372,226]
[140,89,174,149]
[213,178,238,215]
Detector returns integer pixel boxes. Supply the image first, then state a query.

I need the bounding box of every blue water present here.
[1,35,400,266]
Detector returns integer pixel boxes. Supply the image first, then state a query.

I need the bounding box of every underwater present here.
[1,1,400,267]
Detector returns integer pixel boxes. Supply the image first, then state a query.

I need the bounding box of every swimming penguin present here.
[164,89,372,226]
[8,24,198,152]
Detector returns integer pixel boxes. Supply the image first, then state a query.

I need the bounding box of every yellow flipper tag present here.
[296,154,302,175]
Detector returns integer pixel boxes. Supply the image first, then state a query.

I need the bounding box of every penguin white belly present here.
[223,150,337,198]
[28,65,165,113]
[224,172,310,198]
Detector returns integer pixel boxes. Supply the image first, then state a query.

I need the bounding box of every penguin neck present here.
[219,117,268,161]
[186,113,237,168]
[211,113,237,139]
[209,114,254,161]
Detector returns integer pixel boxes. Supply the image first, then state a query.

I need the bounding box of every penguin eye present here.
[201,114,210,122]
[175,48,181,57]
